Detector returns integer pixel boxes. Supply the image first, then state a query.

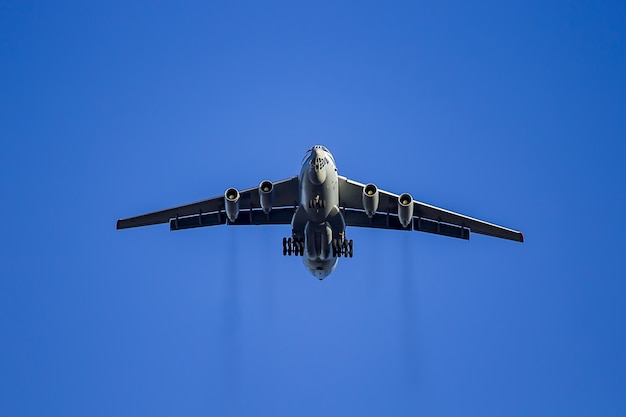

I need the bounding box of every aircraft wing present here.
[338,176,523,242]
[116,176,299,230]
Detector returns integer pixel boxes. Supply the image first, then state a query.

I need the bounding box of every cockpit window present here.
[312,155,326,170]
[303,145,334,167]
[310,145,329,152]
[301,150,313,164]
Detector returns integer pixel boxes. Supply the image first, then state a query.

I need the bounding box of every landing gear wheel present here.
[348,239,354,257]
[332,238,340,257]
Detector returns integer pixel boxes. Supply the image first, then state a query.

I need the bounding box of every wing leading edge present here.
[338,176,523,242]
[116,176,299,230]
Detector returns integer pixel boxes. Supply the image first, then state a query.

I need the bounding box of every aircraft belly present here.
[301,166,339,222]
[303,256,338,280]
[304,221,332,261]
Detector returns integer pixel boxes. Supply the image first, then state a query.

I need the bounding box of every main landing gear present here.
[282,237,354,258]
[282,237,305,256]
[332,238,353,258]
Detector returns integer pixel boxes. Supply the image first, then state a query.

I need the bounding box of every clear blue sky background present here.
[1,1,625,416]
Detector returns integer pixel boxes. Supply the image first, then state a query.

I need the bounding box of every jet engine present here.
[362,183,379,218]
[224,188,240,222]
[397,193,414,228]
[259,180,274,214]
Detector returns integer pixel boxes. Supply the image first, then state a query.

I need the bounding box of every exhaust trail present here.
[400,232,420,383]
[365,232,381,299]
[259,229,277,321]
[218,228,242,416]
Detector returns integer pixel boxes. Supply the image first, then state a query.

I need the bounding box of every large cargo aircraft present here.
[117,145,523,279]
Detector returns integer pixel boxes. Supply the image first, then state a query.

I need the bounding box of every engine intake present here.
[259,180,274,214]
[362,183,379,218]
[224,187,240,222]
[397,193,414,228]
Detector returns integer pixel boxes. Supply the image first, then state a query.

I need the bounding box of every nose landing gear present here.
[282,237,305,256]
[332,238,353,258]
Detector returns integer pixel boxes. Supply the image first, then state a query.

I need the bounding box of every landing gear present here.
[283,237,353,258]
[332,238,353,258]
[282,237,304,256]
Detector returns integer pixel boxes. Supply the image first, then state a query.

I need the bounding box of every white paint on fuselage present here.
[298,145,340,279]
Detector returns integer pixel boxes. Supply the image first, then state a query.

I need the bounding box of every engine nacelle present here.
[362,183,379,218]
[397,193,414,228]
[224,187,240,222]
[259,180,274,214]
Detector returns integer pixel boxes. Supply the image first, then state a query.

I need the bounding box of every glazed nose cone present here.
[309,149,327,185]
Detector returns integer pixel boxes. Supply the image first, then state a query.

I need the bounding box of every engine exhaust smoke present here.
[400,233,420,383]
[218,228,242,414]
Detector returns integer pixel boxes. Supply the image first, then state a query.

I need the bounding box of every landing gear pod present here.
[362,183,379,218]
[224,188,240,222]
[397,193,414,228]
[305,222,333,261]
[259,180,274,214]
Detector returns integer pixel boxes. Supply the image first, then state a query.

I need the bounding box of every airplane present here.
[117,145,523,279]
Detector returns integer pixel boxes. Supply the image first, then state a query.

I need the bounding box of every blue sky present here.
[1,1,625,416]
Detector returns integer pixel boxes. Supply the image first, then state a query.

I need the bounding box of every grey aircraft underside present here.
[117,145,523,279]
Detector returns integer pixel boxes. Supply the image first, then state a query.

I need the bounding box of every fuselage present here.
[293,145,343,279]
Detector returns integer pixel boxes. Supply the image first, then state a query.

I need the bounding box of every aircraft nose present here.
[310,148,321,165]
[309,163,326,185]
[309,149,327,184]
